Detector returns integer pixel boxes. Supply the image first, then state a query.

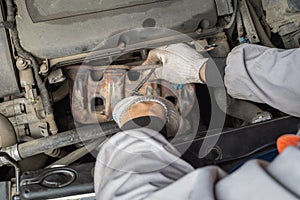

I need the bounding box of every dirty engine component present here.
[15,0,218,59]
[0,0,299,199]
[262,0,300,48]
[66,65,196,124]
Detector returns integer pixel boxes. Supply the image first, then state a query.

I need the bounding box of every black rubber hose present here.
[48,146,90,167]
[224,0,238,29]
[4,0,14,23]
[47,139,105,168]
[245,0,275,48]
[18,121,120,159]
[5,0,53,114]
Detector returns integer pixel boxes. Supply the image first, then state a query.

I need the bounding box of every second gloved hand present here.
[144,43,208,84]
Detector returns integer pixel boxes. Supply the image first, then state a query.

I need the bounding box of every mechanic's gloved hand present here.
[113,96,181,136]
[144,43,208,84]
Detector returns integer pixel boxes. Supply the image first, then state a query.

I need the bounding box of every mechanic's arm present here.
[94,128,195,200]
[94,96,196,200]
[146,43,300,117]
[224,44,300,117]
[94,43,300,200]
[94,96,300,200]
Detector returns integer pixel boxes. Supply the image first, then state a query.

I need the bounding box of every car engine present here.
[0,0,299,199]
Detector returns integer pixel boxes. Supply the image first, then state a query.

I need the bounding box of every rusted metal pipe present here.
[17,121,120,159]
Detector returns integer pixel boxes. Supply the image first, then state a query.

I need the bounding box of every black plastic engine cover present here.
[15,0,218,59]
[0,3,20,98]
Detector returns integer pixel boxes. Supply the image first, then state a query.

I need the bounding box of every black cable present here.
[224,0,238,29]
[213,142,276,164]
[245,0,276,48]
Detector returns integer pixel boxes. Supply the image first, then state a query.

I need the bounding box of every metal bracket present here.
[0,144,21,167]
[0,152,21,199]
[239,0,260,43]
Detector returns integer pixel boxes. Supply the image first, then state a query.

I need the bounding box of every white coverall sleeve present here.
[224,44,300,117]
[94,128,300,200]
[94,128,195,200]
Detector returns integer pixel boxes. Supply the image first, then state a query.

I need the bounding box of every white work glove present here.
[113,96,181,136]
[144,43,208,84]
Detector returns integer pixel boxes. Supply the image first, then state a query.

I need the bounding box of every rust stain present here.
[66,65,195,124]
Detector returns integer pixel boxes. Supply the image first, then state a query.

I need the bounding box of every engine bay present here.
[0,0,299,199]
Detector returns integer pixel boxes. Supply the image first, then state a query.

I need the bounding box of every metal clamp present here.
[0,144,21,167]
[21,168,76,189]
[0,152,21,200]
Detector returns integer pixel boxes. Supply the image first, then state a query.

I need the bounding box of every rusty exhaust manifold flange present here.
[66,65,196,124]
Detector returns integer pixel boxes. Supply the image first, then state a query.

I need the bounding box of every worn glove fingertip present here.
[145,49,162,64]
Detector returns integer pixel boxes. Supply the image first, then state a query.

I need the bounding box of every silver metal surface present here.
[239,0,260,43]
[0,144,21,166]
[3,145,21,162]
[48,68,66,84]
